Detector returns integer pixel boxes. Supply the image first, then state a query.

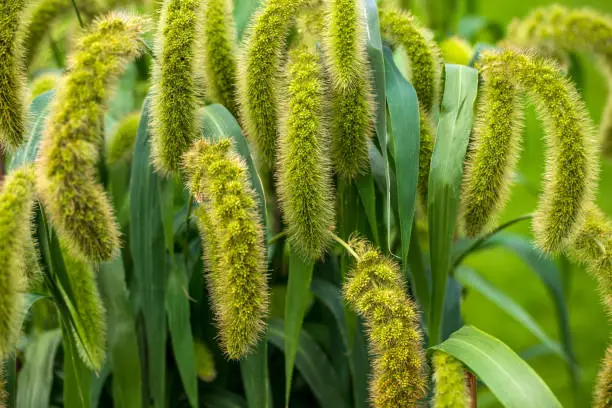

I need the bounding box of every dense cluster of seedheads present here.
[1,0,612,406]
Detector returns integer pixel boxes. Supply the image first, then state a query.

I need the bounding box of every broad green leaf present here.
[62,324,92,408]
[364,0,390,248]
[268,320,349,408]
[240,339,273,408]
[310,279,349,354]
[406,220,430,318]
[383,46,420,264]
[99,257,143,408]
[284,247,315,405]
[129,97,167,408]
[203,391,248,408]
[455,267,564,357]
[427,64,478,345]
[10,90,54,170]
[90,363,110,408]
[351,319,370,408]
[166,264,198,408]
[16,329,61,408]
[234,0,261,41]
[441,277,463,341]
[432,326,562,408]
[354,172,380,246]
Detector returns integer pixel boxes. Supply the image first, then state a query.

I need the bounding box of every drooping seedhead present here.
[432,351,471,408]
[36,12,146,262]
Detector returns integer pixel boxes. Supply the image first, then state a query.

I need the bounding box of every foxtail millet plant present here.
[0,166,37,360]
[432,350,472,408]
[61,249,107,370]
[36,13,146,261]
[324,0,374,179]
[29,72,59,101]
[344,239,428,408]
[277,43,335,259]
[238,0,305,168]
[378,8,444,201]
[184,138,269,359]
[0,0,28,151]
[203,0,239,117]
[150,0,202,175]
[461,49,598,253]
[106,111,141,166]
[505,5,612,158]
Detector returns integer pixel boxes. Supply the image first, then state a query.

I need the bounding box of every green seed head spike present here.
[277,43,335,259]
[150,0,203,175]
[106,111,140,165]
[62,249,107,370]
[0,0,28,151]
[238,0,304,167]
[462,49,598,253]
[323,0,374,179]
[184,139,269,359]
[343,239,428,408]
[29,73,60,101]
[417,108,435,209]
[460,59,525,237]
[594,345,612,408]
[203,0,239,117]
[36,13,146,262]
[0,166,37,359]
[506,5,612,159]
[432,350,471,408]
[379,8,444,113]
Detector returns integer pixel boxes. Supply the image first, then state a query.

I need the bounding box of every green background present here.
[464,0,612,406]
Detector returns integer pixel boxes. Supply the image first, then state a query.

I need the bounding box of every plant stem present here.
[268,230,287,245]
[71,0,85,28]
[330,232,360,261]
[184,197,193,269]
[452,213,533,270]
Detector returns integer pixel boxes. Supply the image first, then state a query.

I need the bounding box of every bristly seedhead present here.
[150,0,203,175]
[106,111,141,165]
[0,0,28,151]
[594,345,612,408]
[36,12,146,262]
[238,0,304,168]
[460,58,525,237]
[61,249,107,371]
[505,5,612,159]
[440,36,474,66]
[462,49,598,253]
[379,8,444,113]
[29,72,59,101]
[0,166,37,359]
[432,351,471,408]
[323,0,374,179]
[203,0,239,117]
[184,139,269,360]
[417,108,435,209]
[277,43,335,259]
[343,239,428,408]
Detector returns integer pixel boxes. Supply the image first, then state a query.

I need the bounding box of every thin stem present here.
[452,213,533,270]
[268,230,288,245]
[184,197,193,269]
[71,0,85,29]
[330,232,360,261]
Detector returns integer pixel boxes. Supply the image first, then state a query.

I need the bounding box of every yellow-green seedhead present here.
[36,13,146,262]
[463,50,597,253]
[0,0,28,150]
[378,8,443,195]
[595,345,612,408]
[506,5,612,158]
[62,251,107,370]
[460,60,524,237]
[440,36,474,66]
[0,167,37,359]
[344,240,428,407]
[203,0,239,116]
[323,0,373,179]
[379,8,443,113]
[194,340,217,382]
[239,0,305,167]
[106,111,140,165]
[277,44,335,259]
[151,0,202,174]
[29,72,59,101]
[432,351,471,408]
[184,139,269,359]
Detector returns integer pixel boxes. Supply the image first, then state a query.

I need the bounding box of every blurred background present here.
[460,0,612,406]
